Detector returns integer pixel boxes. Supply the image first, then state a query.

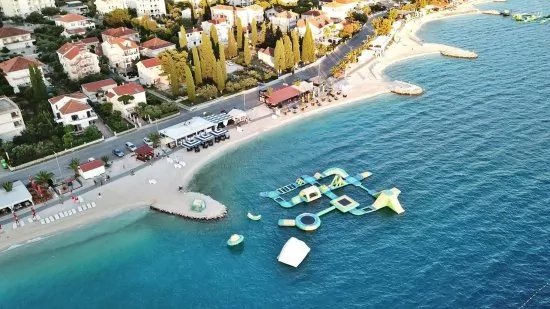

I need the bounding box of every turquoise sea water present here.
[2,2,550,308]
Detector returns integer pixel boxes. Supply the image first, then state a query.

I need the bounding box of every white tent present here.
[0,180,33,211]
[277,237,310,267]
[228,109,248,123]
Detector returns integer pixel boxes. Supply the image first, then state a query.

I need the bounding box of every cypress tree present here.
[302,23,315,64]
[29,64,47,101]
[179,26,188,50]
[250,18,258,47]
[185,64,196,102]
[243,36,251,66]
[227,27,237,58]
[215,60,225,93]
[167,58,179,96]
[210,24,219,47]
[258,21,267,45]
[199,31,215,79]
[218,43,227,81]
[274,39,284,74]
[291,29,301,67]
[191,47,202,86]
[283,34,293,70]
[236,18,243,50]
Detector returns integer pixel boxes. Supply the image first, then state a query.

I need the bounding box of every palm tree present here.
[101,155,110,166]
[2,181,13,192]
[117,94,135,105]
[34,171,54,186]
[68,158,80,177]
[148,132,161,147]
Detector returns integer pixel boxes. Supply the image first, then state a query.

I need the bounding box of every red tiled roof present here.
[301,9,324,17]
[140,38,174,50]
[106,37,139,50]
[56,13,88,23]
[79,159,104,172]
[57,42,88,60]
[80,37,100,44]
[0,56,42,73]
[0,27,31,39]
[110,83,144,96]
[275,10,298,18]
[49,92,87,104]
[135,145,153,156]
[139,58,161,68]
[102,27,138,37]
[297,16,331,29]
[266,86,301,105]
[59,99,91,114]
[258,47,274,56]
[335,0,358,4]
[81,78,117,92]
[211,4,234,11]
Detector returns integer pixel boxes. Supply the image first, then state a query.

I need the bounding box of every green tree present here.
[236,18,243,50]
[283,34,293,70]
[104,8,131,27]
[227,27,238,58]
[302,23,315,64]
[291,29,301,67]
[117,94,135,105]
[185,64,196,102]
[148,132,161,147]
[210,24,219,47]
[101,156,110,165]
[191,47,203,85]
[68,158,80,177]
[274,39,285,74]
[258,21,267,45]
[34,171,54,185]
[215,60,225,93]
[167,56,180,96]
[250,18,258,47]
[179,26,188,50]
[199,31,215,79]
[243,36,251,66]
[63,132,74,148]
[218,43,227,81]
[28,64,47,104]
[2,181,13,192]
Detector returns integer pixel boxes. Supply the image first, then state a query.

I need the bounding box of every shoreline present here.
[0,2,484,254]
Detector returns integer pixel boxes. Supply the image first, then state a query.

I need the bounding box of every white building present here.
[95,0,166,17]
[137,58,168,89]
[0,0,56,17]
[140,38,176,57]
[321,0,358,19]
[0,56,45,93]
[227,0,253,6]
[257,47,274,68]
[101,27,140,43]
[297,16,334,42]
[48,92,98,131]
[54,13,95,38]
[235,5,264,26]
[78,159,105,179]
[62,1,89,14]
[57,41,100,80]
[181,27,202,50]
[211,5,236,27]
[0,181,33,212]
[201,18,230,46]
[270,10,299,32]
[81,78,118,102]
[101,37,140,72]
[0,27,34,51]
[105,82,146,117]
[0,96,25,141]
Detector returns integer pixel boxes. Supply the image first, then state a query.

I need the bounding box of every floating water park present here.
[260,167,404,231]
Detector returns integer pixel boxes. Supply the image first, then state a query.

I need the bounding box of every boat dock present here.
[391,81,424,96]
[440,48,478,59]
[150,192,227,221]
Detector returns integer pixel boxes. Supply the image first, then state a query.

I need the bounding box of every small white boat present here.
[247,212,262,221]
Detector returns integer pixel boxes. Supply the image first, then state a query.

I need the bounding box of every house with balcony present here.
[101,27,140,42]
[54,14,96,38]
[101,37,140,72]
[81,78,118,102]
[0,27,34,51]
[0,0,56,17]
[321,0,359,19]
[0,56,45,93]
[0,96,25,141]
[137,58,168,89]
[180,27,203,50]
[201,18,230,46]
[269,10,299,32]
[94,0,127,15]
[62,0,89,14]
[140,38,176,57]
[95,0,166,17]
[48,92,98,131]
[105,83,146,117]
[235,5,264,26]
[57,41,100,80]
[211,5,236,27]
[297,16,334,43]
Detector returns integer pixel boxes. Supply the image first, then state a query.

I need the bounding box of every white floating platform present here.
[277,237,311,268]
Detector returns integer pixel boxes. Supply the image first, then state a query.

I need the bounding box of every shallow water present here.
[1,1,550,308]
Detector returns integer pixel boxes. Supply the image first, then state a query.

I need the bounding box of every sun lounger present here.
[59,213,65,218]
[36,215,41,220]
[19,220,25,227]
[91,202,96,208]
[83,205,88,210]
[54,214,60,220]
[27,218,33,223]
[86,203,91,208]
[45,218,51,224]
[72,209,76,214]
[13,223,17,229]
[48,216,54,222]
[64,211,69,217]
[78,206,83,212]
[40,219,45,225]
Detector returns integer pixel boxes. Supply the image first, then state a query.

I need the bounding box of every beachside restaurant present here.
[368,35,392,56]
[135,145,154,161]
[0,180,33,214]
[159,117,229,152]
[260,84,311,108]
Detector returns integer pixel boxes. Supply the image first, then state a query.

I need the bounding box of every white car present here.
[143,137,154,147]
[125,142,137,152]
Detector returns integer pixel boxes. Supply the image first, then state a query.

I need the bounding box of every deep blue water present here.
[2,1,550,308]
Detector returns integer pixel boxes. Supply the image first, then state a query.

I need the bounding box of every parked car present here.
[87,157,95,162]
[125,142,137,152]
[113,149,125,157]
[143,137,154,147]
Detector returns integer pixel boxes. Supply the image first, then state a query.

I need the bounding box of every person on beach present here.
[98,193,102,198]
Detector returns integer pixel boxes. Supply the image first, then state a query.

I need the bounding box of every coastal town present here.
[0,0,480,247]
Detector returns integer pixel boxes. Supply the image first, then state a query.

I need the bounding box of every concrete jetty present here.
[150,192,228,221]
[391,81,424,96]
[482,10,501,15]
[440,48,478,59]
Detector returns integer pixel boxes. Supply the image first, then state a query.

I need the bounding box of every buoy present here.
[247,212,262,221]
[227,234,244,246]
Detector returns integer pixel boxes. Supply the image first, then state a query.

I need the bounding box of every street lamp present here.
[53,151,63,180]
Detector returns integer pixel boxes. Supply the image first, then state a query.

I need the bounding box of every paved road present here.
[0,13,384,184]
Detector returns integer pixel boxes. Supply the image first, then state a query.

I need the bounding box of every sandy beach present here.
[0,1,484,253]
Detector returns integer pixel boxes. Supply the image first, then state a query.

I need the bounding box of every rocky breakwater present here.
[440,47,478,59]
[391,81,424,96]
[150,192,228,221]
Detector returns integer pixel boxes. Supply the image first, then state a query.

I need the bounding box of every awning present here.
[203,113,232,126]
[182,139,201,148]
[211,128,228,137]
[228,109,248,122]
[197,132,214,142]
